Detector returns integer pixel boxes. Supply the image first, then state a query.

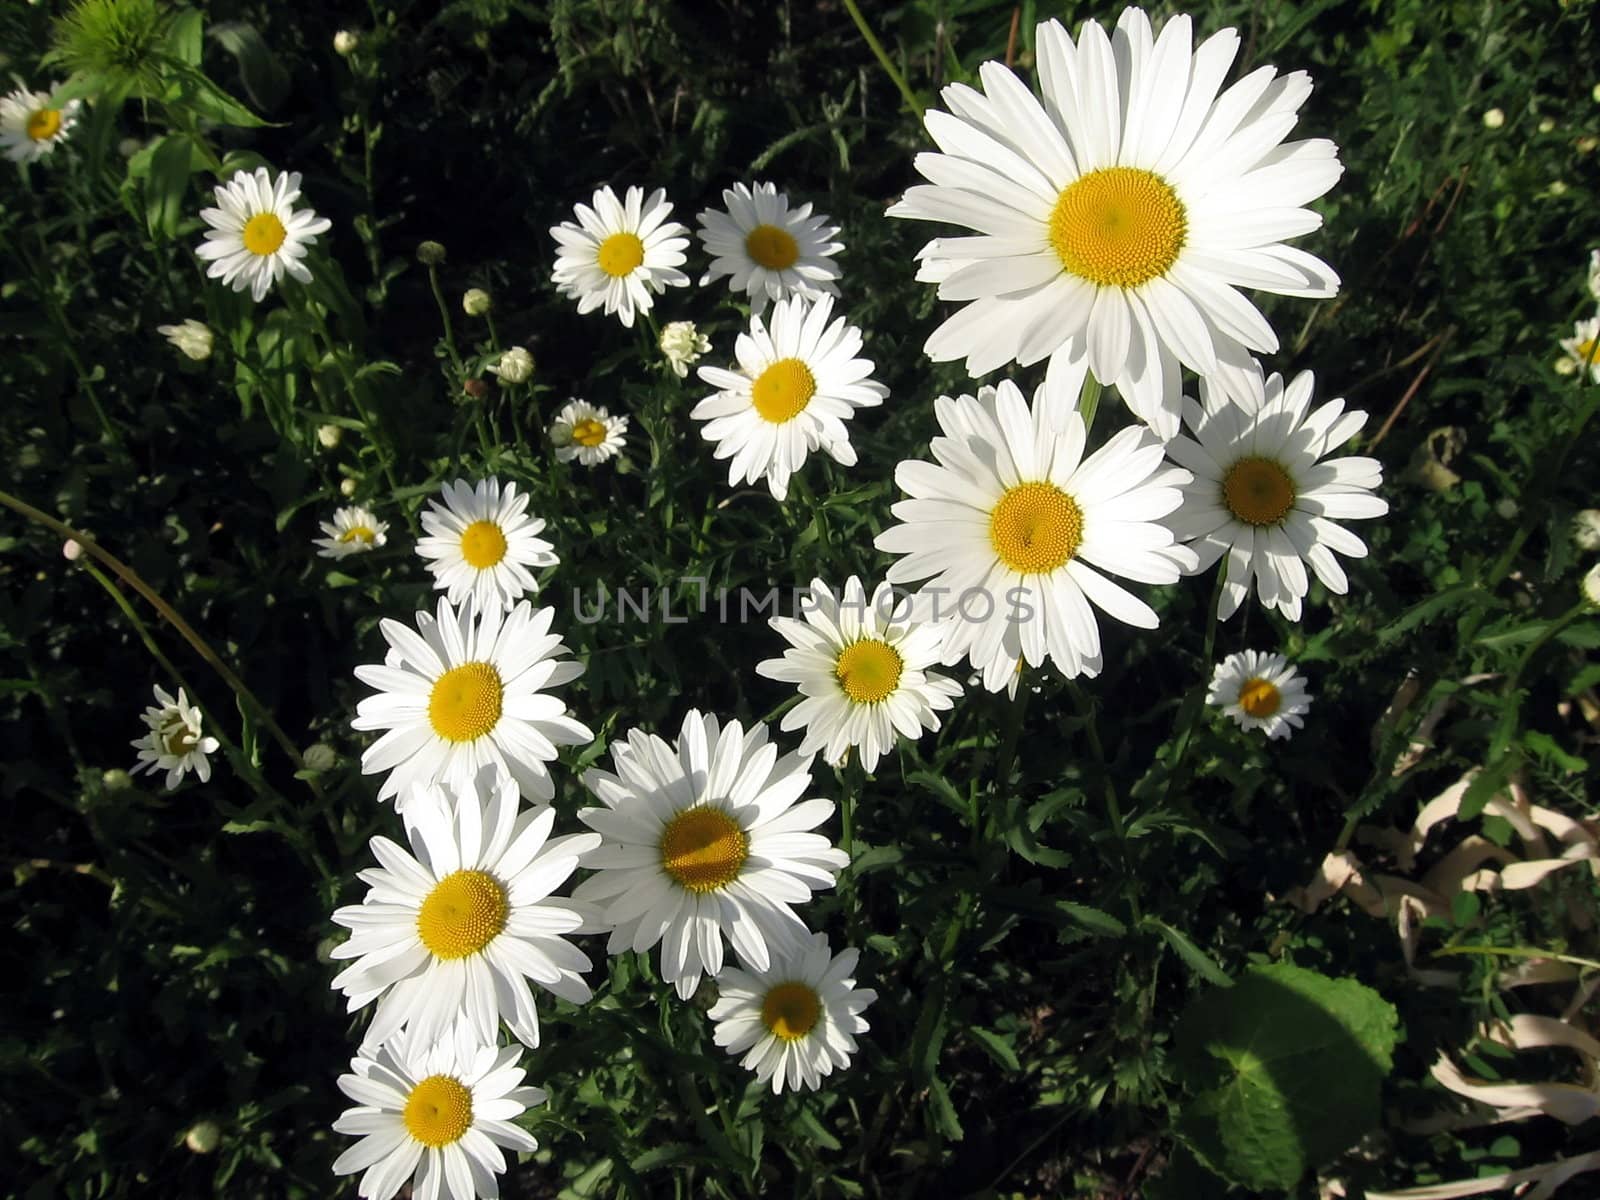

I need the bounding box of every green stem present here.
[427,264,464,375]
[1163,569,1224,804]
[1072,681,1141,923]
[841,0,924,118]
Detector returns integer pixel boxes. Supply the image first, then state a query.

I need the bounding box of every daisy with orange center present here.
[1207,650,1311,739]
[697,182,844,315]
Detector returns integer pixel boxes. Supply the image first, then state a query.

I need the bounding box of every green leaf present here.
[967,1026,1021,1072]
[167,61,268,128]
[925,1076,964,1142]
[1057,901,1127,938]
[1146,918,1232,987]
[207,21,290,111]
[143,133,196,241]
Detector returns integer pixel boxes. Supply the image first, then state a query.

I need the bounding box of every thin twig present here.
[1004,7,1021,68]
[1369,326,1455,450]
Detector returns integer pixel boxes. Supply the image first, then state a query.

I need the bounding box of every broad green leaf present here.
[207,21,290,111]
[143,133,196,241]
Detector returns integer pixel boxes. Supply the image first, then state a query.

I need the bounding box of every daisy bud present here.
[1556,356,1579,376]
[62,538,83,561]
[1578,136,1598,155]
[462,287,491,316]
[339,477,358,498]
[489,345,534,384]
[184,1121,221,1154]
[157,319,214,362]
[101,768,133,791]
[333,30,360,56]
[316,423,342,449]
[303,744,338,772]
[1583,563,1600,609]
[1538,117,1556,133]
[659,319,710,378]
[416,240,447,266]
[1481,108,1505,129]
[1549,180,1569,196]
[1573,509,1600,552]
[1494,498,1518,520]
[1593,83,1600,103]
[118,136,141,158]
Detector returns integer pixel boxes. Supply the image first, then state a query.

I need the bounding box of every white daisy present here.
[549,400,628,467]
[756,577,962,772]
[707,931,877,1095]
[417,478,557,613]
[1207,650,1311,739]
[571,710,849,1001]
[332,1028,543,1200]
[1560,315,1600,384]
[195,167,332,303]
[130,685,221,789]
[875,363,1196,691]
[697,181,844,315]
[1165,363,1387,621]
[0,86,81,163]
[887,6,1343,439]
[315,505,390,559]
[351,597,593,806]
[692,293,887,501]
[549,184,690,328]
[330,770,600,1049]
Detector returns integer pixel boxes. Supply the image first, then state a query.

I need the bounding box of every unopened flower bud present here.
[489,345,534,384]
[316,424,342,449]
[659,320,711,378]
[462,288,491,316]
[1494,498,1518,520]
[416,240,447,266]
[339,477,358,498]
[1549,180,1569,196]
[101,768,133,791]
[118,137,141,158]
[1556,356,1579,376]
[1584,562,1600,608]
[333,30,360,56]
[1538,117,1556,133]
[1482,108,1505,129]
[1573,509,1600,552]
[157,319,214,362]
[184,1121,222,1155]
[1577,136,1598,155]
[63,538,83,561]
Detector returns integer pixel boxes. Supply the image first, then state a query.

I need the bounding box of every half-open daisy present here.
[550,184,690,328]
[571,710,848,1000]
[692,293,887,501]
[332,1028,543,1200]
[887,7,1343,439]
[1207,650,1311,739]
[697,181,844,315]
[0,86,81,163]
[351,597,593,806]
[330,770,600,1048]
[196,167,332,303]
[316,505,389,559]
[707,931,877,1095]
[417,478,557,612]
[1165,363,1387,621]
[130,684,221,790]
[549,400,628,467]
[756,577,962,772]
[1560,315,1600,384]
[875,364,1195,691]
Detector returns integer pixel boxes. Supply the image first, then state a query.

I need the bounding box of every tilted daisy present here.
[332,1027,543,1200]
[875,364,1196,691]
[196,167,332,303]
[550,184,690,328]
[417,478,557,612]
[571,710,849,1000]
[1560,315,1600,384]
[0,86,81,163]
[697,181,844,315]
[887,7,1343,439]
[708,931,877,1095]
[756,577,962,773]
[549,399,628,467]
[1207,650,1311,739]
[330,771,600,1048]
[130,684,221,790]
[692,293,887,501]
[315,505,390,560]
[351,597,593,806]
[1165,363,1387,621]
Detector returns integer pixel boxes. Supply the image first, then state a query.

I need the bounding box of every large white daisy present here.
[756,576,962,773]
[571,710,849,1000]
[130,685,221,790]
[351,597,593,806]
[1164,363,1387,621]
[692,293,887,501]
[416,477,557,613]
[887,6,1343,439]
[550,184,690,328]
[707,931,877,1095]
[697,181,844,315]
[1207,650,1311,739]
[196,167,332,303]
[875,364,1196,691]
[549,399,628,467]
[332,1028,543,1200]
[0,86,81,163]
[330,770,600,1049]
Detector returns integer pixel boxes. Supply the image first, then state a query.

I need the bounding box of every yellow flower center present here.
[1048,167,1187,289]
[989,482,1083,573]
[834,639,904,704]
[750,358,816,423]
[572,418,609,448]
[159,716,199,757]
[402,1074,474,1147]
[459,520,508,568]
[761,982,822,1042]
[416,869,509,960]
[1238,677,1282,718]
[26,108,62,142]
[744,223,800,270]
[1575,338,1598,363]
[659,806,749,894]
[338,525,376,544]
[427,662,503,743]
[241,212,287,257]
[596,232,645,278]
[1222,457,1297,527]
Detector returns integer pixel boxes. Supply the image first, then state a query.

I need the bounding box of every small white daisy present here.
[571,710,849,1000]
[195,167,332,303]
[417,478,557,613]
[708,931,877,1095]
[550,184,690,328]
[315,505,389,560]
[1165,362,1388,621]
[130,685,221,789]
[697,181,844,315]
[351,597,593,806]
[549,400,628,467]
[756,577,962,773]
[1207,650,1311,739]
[693,293,887,501]
[332,1028,543,1200]
[1560,315,1600,384]
[155,318,214,361]
[0,86,81,163]
[660,319,711,377]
